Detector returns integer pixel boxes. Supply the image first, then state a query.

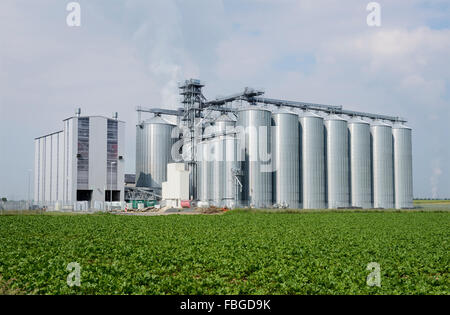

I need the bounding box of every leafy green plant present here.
[0,212,448,295]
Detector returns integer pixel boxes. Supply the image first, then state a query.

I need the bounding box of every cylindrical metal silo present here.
[325,115,350,209]
[197,124,215,204]
[209,136,222,206]
[236,108,273,208]
[212,115,236,206]
[348,117,372,208]
[371,121,394,209]
[196,140,209,203]
[136,116,176,188]
[300,112,326,209]
[393,123,413,209]
[214,114,236,136]
[223,136,241,208]
[272,112,300,209]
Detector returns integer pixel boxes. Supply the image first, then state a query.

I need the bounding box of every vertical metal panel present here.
[45,135,52,202]
[393,124,413,209]
[272,112,300,208]
[107,119,118,191]
[211,137,223,206]
[223,136,240,208]
[348,118,372,208]
[117,121,126,202]
[135,117,176,188]
[88,117,108,203]
[77,117,89,190]
[39,138,45,203]
[51,133,59,202]
[237,108,273,208]
[325,115,350,209]
[208,138,217,204]
[197,141,209,202]
[64,117,78,203]
[34,139,40,203]
[58,132,64,202]
[212,115,236,206]
[371,121,394,209]
[300,112,326,209]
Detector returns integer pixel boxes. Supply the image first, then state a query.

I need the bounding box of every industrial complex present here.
[34,79,413,210]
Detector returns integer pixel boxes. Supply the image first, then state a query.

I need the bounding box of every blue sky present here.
[0,0,449,199]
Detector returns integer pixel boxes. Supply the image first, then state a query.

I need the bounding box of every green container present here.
[131,200,157,209]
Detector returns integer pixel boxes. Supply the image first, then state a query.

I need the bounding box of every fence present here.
[0,200,126,214]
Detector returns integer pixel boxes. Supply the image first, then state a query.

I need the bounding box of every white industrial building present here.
[34,112,125,209]
[161,163,190,208]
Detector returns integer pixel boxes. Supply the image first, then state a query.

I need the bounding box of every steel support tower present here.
[179,79,207,199]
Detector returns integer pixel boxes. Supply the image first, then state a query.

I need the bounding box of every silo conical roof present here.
[371,120,391,127]
[392,122,412,130]
[348,117,370,125]
[298,111,322,119]
[324,114,347,121]
[143,116,176,125]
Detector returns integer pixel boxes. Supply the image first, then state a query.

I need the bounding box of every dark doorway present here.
[77,190,93,201]
[105,190,121,202]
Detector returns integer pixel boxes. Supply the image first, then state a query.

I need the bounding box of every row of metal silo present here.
[135,107,413,209]
[197,115,241,208]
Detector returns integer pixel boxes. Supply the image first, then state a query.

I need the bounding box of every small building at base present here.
[162,163,190,208]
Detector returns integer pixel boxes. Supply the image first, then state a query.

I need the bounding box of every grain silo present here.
[237,108,273,208]
[300,112,326,209]
[212,115,236,206]
[348,117,372,208]
[196,140,210,203]
[131,79,412,210]
[136,116,176,189]
[371,120,394,209]
[272,112,300,208]
[393,123,413,209]
[222,136,241,208]
[325,115,350,209]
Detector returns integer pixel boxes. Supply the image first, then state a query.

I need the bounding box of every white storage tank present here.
[348,117,372,208]
[272,112,300,209]
[236,108,273,208]
[371,120,394,209]
[196,140,210,203]
[212,115,236,207]
[325,115,350,209]
[136,116,176,188]
[393,123,413,209]
[300,112,326,209]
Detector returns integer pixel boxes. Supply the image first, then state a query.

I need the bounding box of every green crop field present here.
[0,211,448,295]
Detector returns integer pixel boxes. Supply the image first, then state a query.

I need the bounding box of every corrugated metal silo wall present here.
[393,126,413,209]
[224,136,240,208]
[135,121,175,188]
[272,113,300,209]
[237,109,273,208]
[348,121,372,208]
[300,115,326,209]
[371,124,394,208]
[211,137,224,206]
[212,119,236,207]
[197,141,210,202]
[325,118,350,209]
